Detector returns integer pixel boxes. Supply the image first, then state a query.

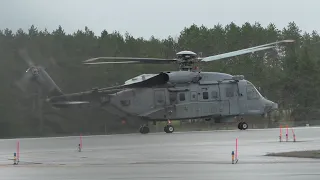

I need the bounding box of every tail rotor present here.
[15,49,63,97]
[15,49,42,93]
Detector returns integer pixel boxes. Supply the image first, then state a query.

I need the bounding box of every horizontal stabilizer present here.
[52,101,90,105]
[51,101,90,108]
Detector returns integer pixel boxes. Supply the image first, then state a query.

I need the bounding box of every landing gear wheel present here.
[164,125,174,133]
[241,122,248,130]
[238,122,248,130]
[238,122,242,130]
[139,125,150,134]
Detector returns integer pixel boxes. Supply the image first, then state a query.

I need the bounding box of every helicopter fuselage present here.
[100,71,278,122]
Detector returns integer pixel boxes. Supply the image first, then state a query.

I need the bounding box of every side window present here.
[179,93,185,101]
[211,91,218,99]
[226,87,234,97]
[203,92,209,99]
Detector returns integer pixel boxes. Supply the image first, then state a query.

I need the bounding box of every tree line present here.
[0,22,319,137]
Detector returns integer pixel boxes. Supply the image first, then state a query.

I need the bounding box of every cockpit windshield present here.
[246,81,262,100]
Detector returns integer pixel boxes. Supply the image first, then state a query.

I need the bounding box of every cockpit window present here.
[246,81,261,100]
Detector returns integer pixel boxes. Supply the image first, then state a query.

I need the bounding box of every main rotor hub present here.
[176,51,197,60]
[176,51,198,71]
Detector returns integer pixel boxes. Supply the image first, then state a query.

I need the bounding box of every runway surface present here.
[0,127,320,180]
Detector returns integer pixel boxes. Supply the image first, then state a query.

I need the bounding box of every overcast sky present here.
[0,0,317,39]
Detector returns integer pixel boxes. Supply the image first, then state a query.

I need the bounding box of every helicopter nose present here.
[263,98,278,113]
[272,102,278,110]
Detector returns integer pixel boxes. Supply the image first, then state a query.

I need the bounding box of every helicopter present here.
[15,39,294,134]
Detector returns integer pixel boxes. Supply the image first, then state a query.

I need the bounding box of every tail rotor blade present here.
[15,71,33,93]
[18,49,35,67]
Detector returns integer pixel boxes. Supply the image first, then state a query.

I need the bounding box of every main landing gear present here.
[139,124,150,134]
[164,124,174,133]
[139,120,175,134]
[164,120,174,133]
[238,121,248,130]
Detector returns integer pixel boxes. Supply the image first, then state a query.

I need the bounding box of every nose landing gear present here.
[164,120,175,133]
[164,124,174,133]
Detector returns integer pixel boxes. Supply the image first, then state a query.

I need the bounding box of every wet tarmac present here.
[0,127,320,180]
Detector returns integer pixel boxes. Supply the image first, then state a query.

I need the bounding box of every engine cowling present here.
[167,71,201,84]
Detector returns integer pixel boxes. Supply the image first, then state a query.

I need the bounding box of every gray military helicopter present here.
[16,40,294,134]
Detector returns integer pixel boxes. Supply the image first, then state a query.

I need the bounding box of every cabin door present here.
[219,82,240,115]
[197,85,220,117]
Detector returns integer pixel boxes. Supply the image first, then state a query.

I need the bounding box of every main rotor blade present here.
[243,39,294,51]
[201,39,294,62]
[201,46,275,62]
[83,57,177,64]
